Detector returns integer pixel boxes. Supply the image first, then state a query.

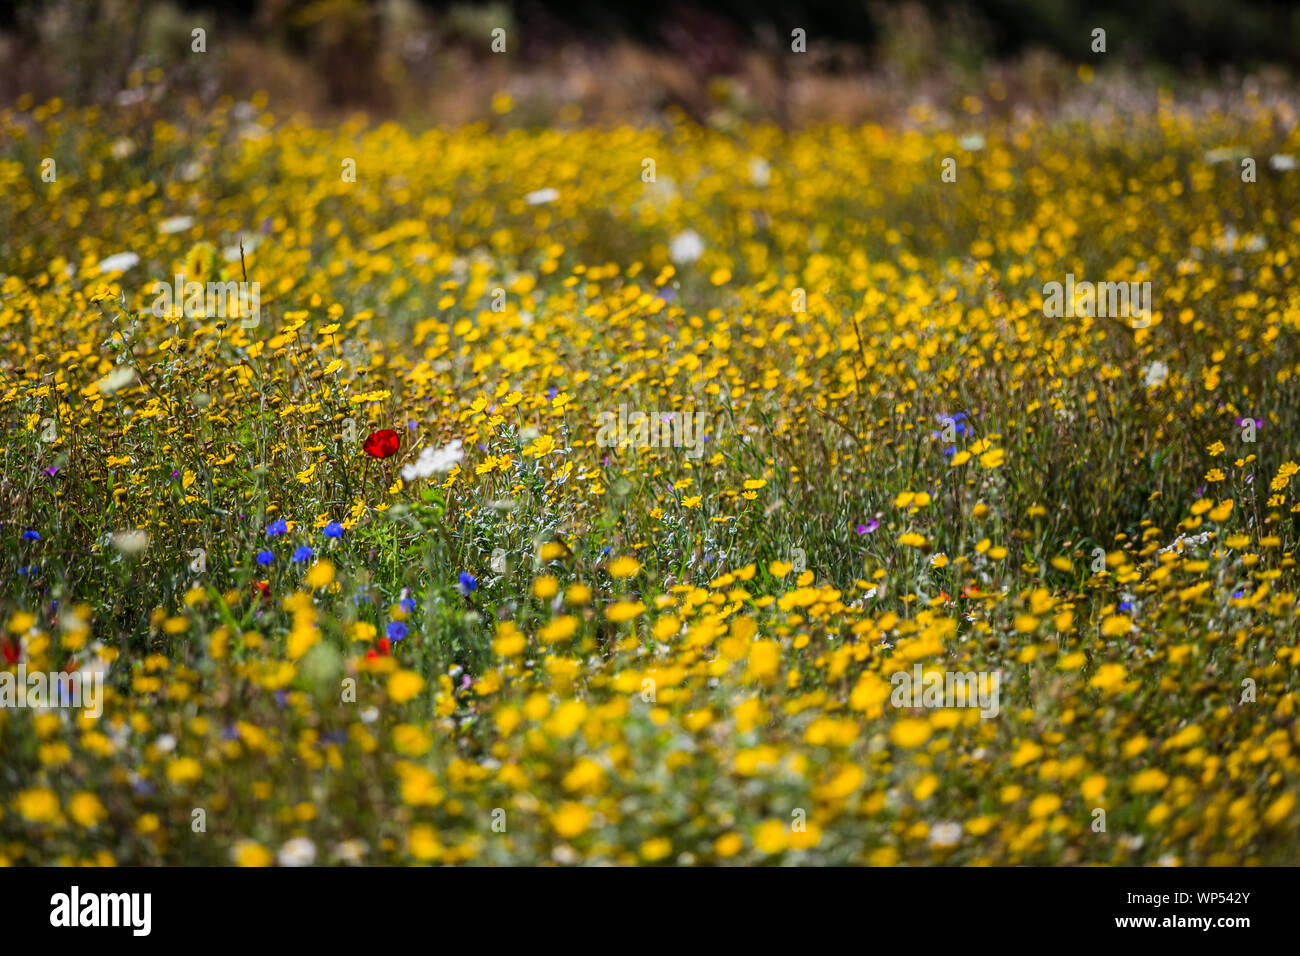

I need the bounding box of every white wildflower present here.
[669,229,704,265]
[400,439,464,481]
[159,216,195,235]
[928,821,963,848]
[95,366,136,395]
[277,837,317,867]
[1142,360,1169,389]
[96,252,139,274]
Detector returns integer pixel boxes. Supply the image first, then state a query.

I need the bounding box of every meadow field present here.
[1,74,1299,866]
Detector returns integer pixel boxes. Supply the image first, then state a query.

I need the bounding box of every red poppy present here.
[377,637,391,656]
[251,580,271,600]
[1,637,19,664]
[363,429,400,459]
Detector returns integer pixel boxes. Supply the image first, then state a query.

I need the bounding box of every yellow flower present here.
[387,669,426,703]
[1090,663,1129,692]
[640,837,672,861]
[746,640,782,683]
[1263,792,1296,826]
[67,792,107,828]
[605,601,645,623]
[231,841,273,867]
[607,556,641,578]
[1081,775,1107,801]
[303,560,335,589]
[538,615,578,644]
[1028,794,1061,818]
[753,820,789,854]
[408,824,443,861]
[16,788,60,823]
[167,757,202,785]
[493,622,526,657]
[889,718,932,749]
[551,802,591,839]
[1100,615,1132,637]
[714,833,743,857]
[1130,769,1169,793]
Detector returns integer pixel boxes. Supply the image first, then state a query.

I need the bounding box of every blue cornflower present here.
[400,597,417,614]
[458,571,477,594]
[22,530,39,541]
[266,518,288,536]
[323,522,343,538]
[387,621,408,641]
[292,545,313,563]
[256,550,274,565]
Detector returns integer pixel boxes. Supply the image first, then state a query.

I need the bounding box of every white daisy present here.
[400,439,464,481]
[96,252,139,274]
[277,837,317,867]
[669,229,704,265]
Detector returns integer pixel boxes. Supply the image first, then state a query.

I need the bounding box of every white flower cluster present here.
[401,439,464,481]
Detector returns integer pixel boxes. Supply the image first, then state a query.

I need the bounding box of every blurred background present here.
[1,0,1298,123]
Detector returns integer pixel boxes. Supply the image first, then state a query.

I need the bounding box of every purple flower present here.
[855,519,879,535]
[43,466,60,477]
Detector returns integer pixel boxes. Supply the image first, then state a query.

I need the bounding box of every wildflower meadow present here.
[1,2,1299,877]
